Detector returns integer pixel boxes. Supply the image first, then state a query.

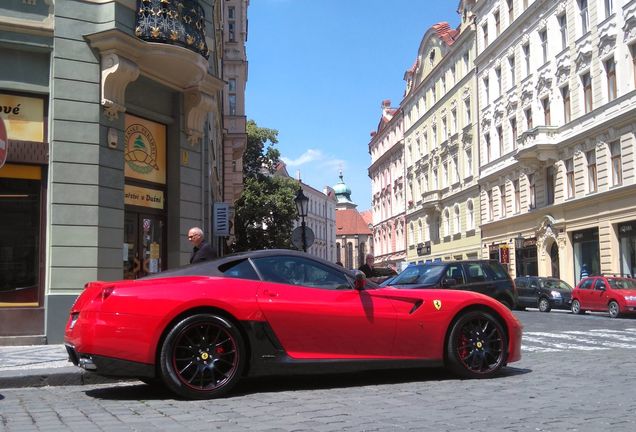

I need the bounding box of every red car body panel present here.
[65,276,522,368]
[572,276,636,314]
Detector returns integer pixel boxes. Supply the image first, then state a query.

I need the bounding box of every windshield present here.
[607,278,636,289]
[391,265,445,286]
[541,279,572,291]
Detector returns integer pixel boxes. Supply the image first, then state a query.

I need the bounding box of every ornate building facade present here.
[0,0,246,344]
[474,0,636,285]
[368,100,406,270]
[402,16,482,264]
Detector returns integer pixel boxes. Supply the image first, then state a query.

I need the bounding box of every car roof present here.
[407,259,500,267]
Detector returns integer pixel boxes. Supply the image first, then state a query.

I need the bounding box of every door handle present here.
[262,289,279,298]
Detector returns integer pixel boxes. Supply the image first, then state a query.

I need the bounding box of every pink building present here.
[368,100,406,270]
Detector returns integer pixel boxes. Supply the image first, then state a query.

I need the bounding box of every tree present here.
[233,120,299,251]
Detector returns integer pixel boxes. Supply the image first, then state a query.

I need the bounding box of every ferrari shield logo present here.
[433,300,442,310]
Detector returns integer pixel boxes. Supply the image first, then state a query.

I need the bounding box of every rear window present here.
[485,262,509,280]
[607,278,636,289]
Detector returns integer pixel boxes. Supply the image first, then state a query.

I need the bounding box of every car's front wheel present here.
[538,297,551,313]
[446,310,508,378]
[571,299,584,314]
[608,301,621,319]
[159,313,244,399]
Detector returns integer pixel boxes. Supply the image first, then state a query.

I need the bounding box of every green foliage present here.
[233,120,299,251]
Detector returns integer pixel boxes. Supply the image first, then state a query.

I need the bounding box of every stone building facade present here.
[474,0,636,286]
[0,0,247,344]
[402,17,482,264]
[368,100,406,270]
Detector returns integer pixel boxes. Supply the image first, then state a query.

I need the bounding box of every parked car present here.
[368,267,398,284]
[515,276,573,312]
[388,260,518,309]
[64,249,522,399]
[571,274,636,318]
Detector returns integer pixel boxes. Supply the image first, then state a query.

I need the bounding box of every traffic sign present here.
[292,226,315,250]
[0,117,7,169]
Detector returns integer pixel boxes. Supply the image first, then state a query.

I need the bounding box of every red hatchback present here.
[571,275,636,318]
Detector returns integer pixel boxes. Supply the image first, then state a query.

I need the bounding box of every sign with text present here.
[0,93,44,142]
[124,184,164,209]
[213,202,230,236]
[124,114,166,185]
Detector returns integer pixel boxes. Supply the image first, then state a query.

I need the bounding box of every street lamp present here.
[294,187,309,252]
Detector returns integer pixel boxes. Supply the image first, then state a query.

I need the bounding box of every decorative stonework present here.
[506,96,518,113]
[521,84,534,106]
[598,33,617,58]
[624,14,636,43]
[536,70,553,97]
[100,53,140,120]
[184,90,214,144]
[555,55,571,86]
[575,49,592,71]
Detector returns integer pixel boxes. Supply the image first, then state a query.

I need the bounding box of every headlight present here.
[624,296,636,302]
[551,291,562,298]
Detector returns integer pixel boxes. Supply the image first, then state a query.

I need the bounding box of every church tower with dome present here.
[333,170,357,210]
[333,171,373,269]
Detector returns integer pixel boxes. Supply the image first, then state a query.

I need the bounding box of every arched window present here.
[454,205,461,234]
[346,242,353,269]
[444,209,450,237]
[467,200,475,230]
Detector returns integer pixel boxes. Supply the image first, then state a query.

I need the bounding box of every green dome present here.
[334,171,355,206]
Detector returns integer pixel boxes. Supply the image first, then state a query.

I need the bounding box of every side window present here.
[529,279,539,289]
[579,278,594,290]
[594,278,607,290]
[218,259,260,280]
[445,264,465,285]
[516,279,527,289]
[484,261,508,280]
[464,263,486,283]
[252,256,352,290]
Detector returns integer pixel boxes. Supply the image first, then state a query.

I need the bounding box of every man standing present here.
[358,253,375,278]
[188,227,216,263]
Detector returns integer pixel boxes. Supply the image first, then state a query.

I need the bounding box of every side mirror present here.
[354,270,366,290]
[443,277,457,287]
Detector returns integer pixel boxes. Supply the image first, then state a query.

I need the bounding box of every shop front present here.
[122,114,167,280]
[619,221,636,277]
[515,237,537,277]
[572,228,600,284]
[0,92,48,342]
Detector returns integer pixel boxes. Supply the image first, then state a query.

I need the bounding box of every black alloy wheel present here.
[159,313,244,399]
[446,310,507,378]
[538,297,551,313]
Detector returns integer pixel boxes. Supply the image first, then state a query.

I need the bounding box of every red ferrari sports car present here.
[64,249,522,399]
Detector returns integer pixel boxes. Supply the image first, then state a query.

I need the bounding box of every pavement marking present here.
[522,328,636,353]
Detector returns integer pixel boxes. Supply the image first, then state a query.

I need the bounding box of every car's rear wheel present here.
[159,313,244,399]
[608,301,621,319]
[538,297,551,313]
[571,299,584,314]
[446,310,507,378]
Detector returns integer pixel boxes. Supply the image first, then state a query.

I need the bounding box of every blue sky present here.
[245,1,459,209]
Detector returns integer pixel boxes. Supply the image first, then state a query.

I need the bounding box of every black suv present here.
[389,260,518,309]
[514,276,573,312]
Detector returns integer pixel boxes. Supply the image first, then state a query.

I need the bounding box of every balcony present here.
[135,0,209,59]
[515,126,560,162]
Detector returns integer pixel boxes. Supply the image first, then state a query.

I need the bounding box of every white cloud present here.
[281,149,322,167]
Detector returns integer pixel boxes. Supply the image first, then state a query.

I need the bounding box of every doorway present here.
[124,211,166,279]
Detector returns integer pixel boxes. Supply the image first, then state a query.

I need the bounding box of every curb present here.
[0,367,135,389]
